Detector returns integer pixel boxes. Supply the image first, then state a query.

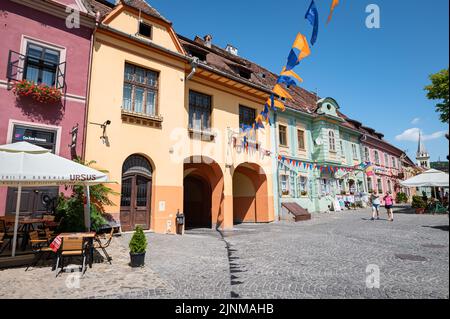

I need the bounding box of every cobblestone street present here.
[0,207,448,299]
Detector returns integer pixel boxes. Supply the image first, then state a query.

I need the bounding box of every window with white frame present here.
[329,130,336,152]
[340,140,345,157]
[377,179,383,193]
[367,177,373,192]
[337,179,344,194]
[364,147,370,162]
[352,144,358,159]
[320,178,331,195]
[297,129,306,150]
[384,153,389,167]
[374,151,380,165]
[296,175,308,197]
[280,174,290,196]
[392,157,396,169]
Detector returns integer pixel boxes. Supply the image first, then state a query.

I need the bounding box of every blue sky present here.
[146,0,449,161]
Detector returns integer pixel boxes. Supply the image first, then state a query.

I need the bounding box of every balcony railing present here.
[7,50,66,90]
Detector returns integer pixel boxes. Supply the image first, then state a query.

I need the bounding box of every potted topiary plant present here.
[129,226,148,267]
[412,196,427,214]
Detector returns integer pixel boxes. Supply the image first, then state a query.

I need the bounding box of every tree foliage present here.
[56,159,118,232]
[425,68,449,124]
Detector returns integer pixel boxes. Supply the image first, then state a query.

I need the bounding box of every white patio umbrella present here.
[400,169,449,188]
[401,169,449,205]
[0,142,109,257]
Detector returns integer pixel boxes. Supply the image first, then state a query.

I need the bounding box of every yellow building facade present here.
[84,2,274,234]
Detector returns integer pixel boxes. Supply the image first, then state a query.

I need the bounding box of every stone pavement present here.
[0,207,448,299]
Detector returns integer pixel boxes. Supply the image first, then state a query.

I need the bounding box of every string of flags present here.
[278,155,374,176]
[259,0,340,125]
[237,1,341,147]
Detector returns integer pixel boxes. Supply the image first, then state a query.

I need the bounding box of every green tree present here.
[425,68,449,124]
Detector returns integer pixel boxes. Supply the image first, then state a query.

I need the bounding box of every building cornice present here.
[10,0,96,28]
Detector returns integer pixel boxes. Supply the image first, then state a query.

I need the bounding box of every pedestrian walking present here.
[384,192,394,222]
[370,191,381,220]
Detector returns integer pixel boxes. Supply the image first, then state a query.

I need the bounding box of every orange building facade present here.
[83,0,275,234]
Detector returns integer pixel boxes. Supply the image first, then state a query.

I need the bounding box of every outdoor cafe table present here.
[57,232,96,268]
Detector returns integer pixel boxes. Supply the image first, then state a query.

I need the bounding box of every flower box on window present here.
[13,80,61,104]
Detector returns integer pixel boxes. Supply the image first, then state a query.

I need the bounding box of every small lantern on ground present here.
[176,210,185,235]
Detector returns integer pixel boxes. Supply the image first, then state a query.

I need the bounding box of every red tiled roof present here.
[82,0,113,17]
[122,0,170,24]
[83,0,170,23]
[180,35,320,114]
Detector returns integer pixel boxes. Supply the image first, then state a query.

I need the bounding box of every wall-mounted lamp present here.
[89,120,111,146]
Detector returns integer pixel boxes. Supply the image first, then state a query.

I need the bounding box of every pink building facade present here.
[360,129,407,199]
[0,0,95,216]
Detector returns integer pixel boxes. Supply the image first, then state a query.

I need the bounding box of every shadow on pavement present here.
[393,205,416,215]
[422,225,449,232]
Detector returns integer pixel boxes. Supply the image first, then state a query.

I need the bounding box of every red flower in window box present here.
[13,80,62,104]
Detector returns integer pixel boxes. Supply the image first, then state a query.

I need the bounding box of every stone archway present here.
[183,156,224,229]
[233,163,269,224]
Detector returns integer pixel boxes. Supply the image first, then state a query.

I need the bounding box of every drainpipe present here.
[81,12,99,161]
[273,111,282,221]
[186,57,199,81]
[359,134,369,193]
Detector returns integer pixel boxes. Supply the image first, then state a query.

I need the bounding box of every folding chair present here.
[26,231,54,271]
[94,228,114,264]
[55,236,87,278]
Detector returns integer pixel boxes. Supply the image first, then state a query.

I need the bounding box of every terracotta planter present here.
[415,208,426,214]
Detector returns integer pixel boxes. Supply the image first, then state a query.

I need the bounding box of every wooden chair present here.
[43,215,55,222]
[55,236,87,277]
[0,220,22,254]
[94,228,114,264]
[25,231,54,271]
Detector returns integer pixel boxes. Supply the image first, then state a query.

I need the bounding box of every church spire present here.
[417,132,428,157]
[416,131,430,169]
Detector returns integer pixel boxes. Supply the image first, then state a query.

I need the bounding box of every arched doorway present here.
[120,155,153,232]
[183,175,212,228]
[183,156,224,229]
[233,163,269,224]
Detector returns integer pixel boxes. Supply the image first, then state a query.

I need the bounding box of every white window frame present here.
[296,175,309,197]
[280,173,290,197]
[352,144,358,159]
[329,130,336,152]
[7,119,62,155]
[364,147,370,162]
[18,35,67,85]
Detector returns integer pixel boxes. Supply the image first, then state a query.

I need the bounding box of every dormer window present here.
[138,22,152,39]
[188,50,207,62]
[238,68,251,79]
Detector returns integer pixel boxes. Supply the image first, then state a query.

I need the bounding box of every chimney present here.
[204,34,213,48]
[225,44,238,56]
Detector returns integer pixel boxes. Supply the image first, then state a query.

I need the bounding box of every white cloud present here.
[411,118,420,125]
[395,128,447,142]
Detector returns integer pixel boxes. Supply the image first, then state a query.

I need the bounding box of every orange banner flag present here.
[266,98,286,111]
[280,69,304,83]
[327,0,340,24]
[292,33,311,61]
[273,84,293,100]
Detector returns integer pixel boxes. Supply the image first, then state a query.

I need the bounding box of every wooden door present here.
[120,155,153,232]
[120,175,152,232]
